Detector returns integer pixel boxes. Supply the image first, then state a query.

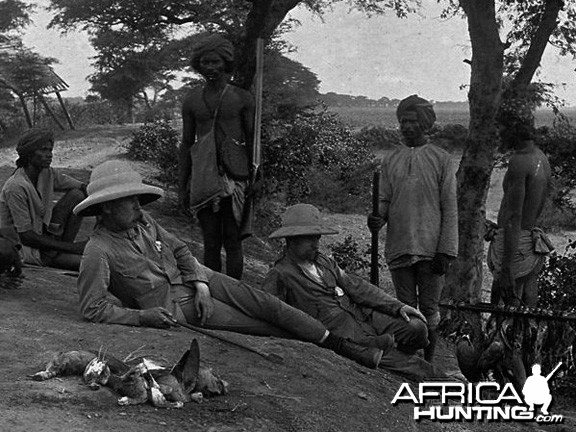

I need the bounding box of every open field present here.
[329,105,576,130]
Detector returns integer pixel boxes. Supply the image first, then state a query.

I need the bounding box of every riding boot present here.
[320,333,383,369]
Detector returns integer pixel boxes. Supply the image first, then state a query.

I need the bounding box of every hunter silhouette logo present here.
[391,362,565,423]
[522,362,561,416]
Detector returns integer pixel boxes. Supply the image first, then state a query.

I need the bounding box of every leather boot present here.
[338,339,383,369]
[320,333,383,369]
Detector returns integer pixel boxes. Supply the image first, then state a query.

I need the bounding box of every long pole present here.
[239,37,264,239]
[370,169,380,286]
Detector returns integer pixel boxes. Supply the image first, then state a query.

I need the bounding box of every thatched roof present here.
[27,64,69,95]
[0,40,69,96]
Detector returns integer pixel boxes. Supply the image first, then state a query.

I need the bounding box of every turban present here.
[16,128,54,160]
[396,95,436,131]
[192,34,234,65]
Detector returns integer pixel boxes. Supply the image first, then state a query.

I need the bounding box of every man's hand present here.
[367,214,384,232]
[139,307,178,328]
[399,305,427,323]
[194,282,214,326]
[431,253,454,276]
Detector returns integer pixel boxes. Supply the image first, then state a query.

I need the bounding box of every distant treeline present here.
[319,92,469,110]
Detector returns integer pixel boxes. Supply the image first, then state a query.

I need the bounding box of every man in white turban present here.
[367,95,458,363]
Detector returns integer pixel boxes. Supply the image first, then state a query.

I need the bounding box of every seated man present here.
[0,128,87,270]
[73,160,383,369]
[263,204,438,379]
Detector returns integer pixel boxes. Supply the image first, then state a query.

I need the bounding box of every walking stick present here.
[239,37,264,239]
[175,321,284,364]
[370,169,380,286]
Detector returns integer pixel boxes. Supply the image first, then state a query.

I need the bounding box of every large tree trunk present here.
[235,0,300,89]
[444,0,504,316]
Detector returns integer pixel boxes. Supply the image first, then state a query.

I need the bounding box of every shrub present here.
[355,126,402,151]
[429,123,468,152]
[261,108,376,209]
[538,239,576,314]
[537,239,576,402]
[328,235,372,275]
[536,118,576,230]
[124,120,180,184]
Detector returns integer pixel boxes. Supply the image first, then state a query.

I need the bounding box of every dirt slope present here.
[0,127,570,432]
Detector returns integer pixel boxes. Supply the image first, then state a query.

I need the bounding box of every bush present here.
[328,235,372,275]
[124,120,180,184]
[262,108,376,209]
[536,118,576,230]
[355,126,402,151]
[538,239,576,314]
[429,123,468,152]
[537,239,576,402]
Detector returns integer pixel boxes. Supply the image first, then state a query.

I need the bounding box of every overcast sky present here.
[21,1,576,105]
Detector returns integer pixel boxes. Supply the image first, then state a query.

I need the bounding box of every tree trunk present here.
[235,0,300,90]
[444,0,504,316]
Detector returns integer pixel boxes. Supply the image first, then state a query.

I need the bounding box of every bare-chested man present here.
[488,111,554,307]
[179,34,254,280]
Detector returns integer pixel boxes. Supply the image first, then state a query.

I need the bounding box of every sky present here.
[20,1,576,105]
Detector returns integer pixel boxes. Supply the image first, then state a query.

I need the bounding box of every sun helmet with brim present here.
[73,160,164,217]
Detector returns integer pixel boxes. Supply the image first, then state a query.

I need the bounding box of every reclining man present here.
[73,160,383,369]
[262,204,439,379]
[0,128,87,270]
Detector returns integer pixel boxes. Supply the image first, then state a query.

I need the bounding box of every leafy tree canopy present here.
[0,0,32,33]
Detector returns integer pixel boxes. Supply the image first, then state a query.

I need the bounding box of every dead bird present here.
[31,339,228,408]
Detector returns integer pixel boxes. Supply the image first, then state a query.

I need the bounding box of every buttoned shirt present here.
[379,142,458,267]
[77,212,210,326]
[0,167,83,264]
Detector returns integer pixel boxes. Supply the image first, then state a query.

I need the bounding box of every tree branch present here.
[512,0,564,89]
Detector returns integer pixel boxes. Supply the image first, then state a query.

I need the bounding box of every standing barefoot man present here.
[179,34,254,280]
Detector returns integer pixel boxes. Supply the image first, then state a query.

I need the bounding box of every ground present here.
[0,126,573,432]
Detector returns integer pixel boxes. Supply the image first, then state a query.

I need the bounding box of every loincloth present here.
[487,227,554,279]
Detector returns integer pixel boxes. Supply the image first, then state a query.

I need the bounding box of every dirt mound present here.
[0,127,557,432]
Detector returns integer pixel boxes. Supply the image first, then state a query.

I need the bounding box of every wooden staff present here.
[239,37,264,240]
[370,169,380,286]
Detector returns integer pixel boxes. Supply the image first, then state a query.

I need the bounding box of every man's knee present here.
[400,318,429,351]
[54,188,86,217]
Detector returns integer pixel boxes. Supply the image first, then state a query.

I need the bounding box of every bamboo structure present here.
[0,40,75,130]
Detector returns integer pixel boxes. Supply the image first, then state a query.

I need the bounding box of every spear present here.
[240,37,264,239]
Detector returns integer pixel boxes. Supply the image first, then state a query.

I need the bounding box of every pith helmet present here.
[269,204,338,239]
[73,160,164,217]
